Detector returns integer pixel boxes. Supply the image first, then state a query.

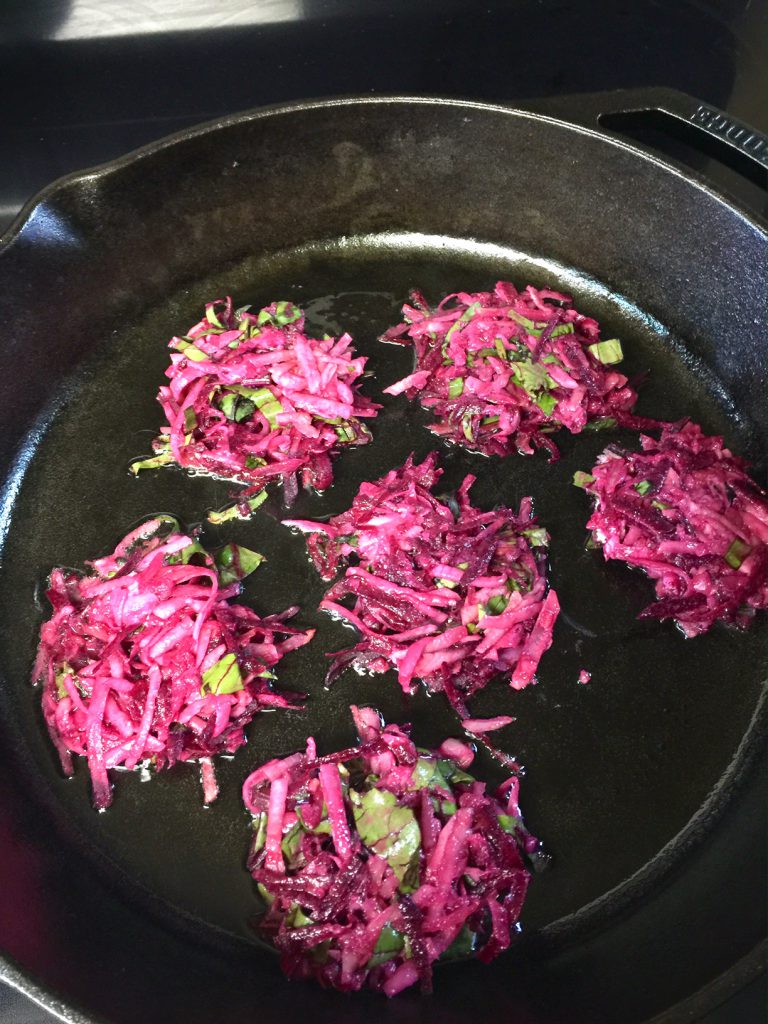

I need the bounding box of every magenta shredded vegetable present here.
[242,705,538,995]
[33,517,314,809]
[381,281,642,460]
[131,298,380,523]
[576,420,768,636]
[285,453,559,711]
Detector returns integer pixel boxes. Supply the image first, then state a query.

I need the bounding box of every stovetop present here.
[0,1,765,1021]
[1,0,766,234]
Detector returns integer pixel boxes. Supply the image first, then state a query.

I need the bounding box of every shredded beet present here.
[131,298,380,523]
[576,420,768,636]
[32,517,314,809]
[243,706,537,995]
[285,453,559,710]
[381,281,640,460]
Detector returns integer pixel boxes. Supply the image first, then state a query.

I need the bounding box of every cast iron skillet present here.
[0,91,766,1024]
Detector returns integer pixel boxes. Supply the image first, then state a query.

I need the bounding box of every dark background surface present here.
[0,1,765,1021]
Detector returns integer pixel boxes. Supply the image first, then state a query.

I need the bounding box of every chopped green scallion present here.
[573,470,595,488]
[174,340,208,362]
[725,538,752,569]
[130,451,175,474]
[587,338,624,365]
[207,489,268,524]
[535,392,557,416]
[200,652,243,696]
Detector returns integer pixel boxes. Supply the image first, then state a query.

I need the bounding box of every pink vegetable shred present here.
[242,706,538,995]
[576,420,768,636]
[285,453,559,713]
[132,298,380,523]
[382,281,640,460]
[33,517,313,809]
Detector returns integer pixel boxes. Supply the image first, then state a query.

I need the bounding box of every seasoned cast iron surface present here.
[1,238,765,937]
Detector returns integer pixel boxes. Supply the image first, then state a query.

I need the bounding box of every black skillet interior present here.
[0,98,765,1024]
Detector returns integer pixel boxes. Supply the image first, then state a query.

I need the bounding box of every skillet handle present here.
[527,87,768,181]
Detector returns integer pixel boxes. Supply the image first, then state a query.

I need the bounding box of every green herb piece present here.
[583,417,617,432]
[550,323,575,338]
[523,526,549,547]
[251,812,268,853]
[200,652,244,696]
[55,664,76,700]
[725,538,752,569]
[256,882,274,908]
[275,301,302,325]
[205,305,224,328]
[497,813,522,835]
[237,386,283,428]
[438,757,475,784]
[214,543,264,585]
[129,451,175,474]
[169,539,207,565]
[368,925,406,967]
[350,787,421,891]
[281,822,304,863]
[494,338,507,360]
[587,339,624,365]
[256,301,302,327]
[184,407,198,433]
[234,399,255,423]
[218,393,238,420]
[445,302,480,342]
[482,415,500,427]
[412,755,474,791]
[411,758,446,791]
[461,414,475,442]
[485,593,509,616]
[573,471,595,488]
[335,424,356,443]
[511,360,551,396]
[285,903,314,928]
[634,479,653,496]
[174,339,208,362]
[508,310,544,335]
[448,377,465,399]
[441,924,477,961]
[208,489,268,524]
[651,499,671,511]
[244,455,266,470]
[535,392,557,416]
